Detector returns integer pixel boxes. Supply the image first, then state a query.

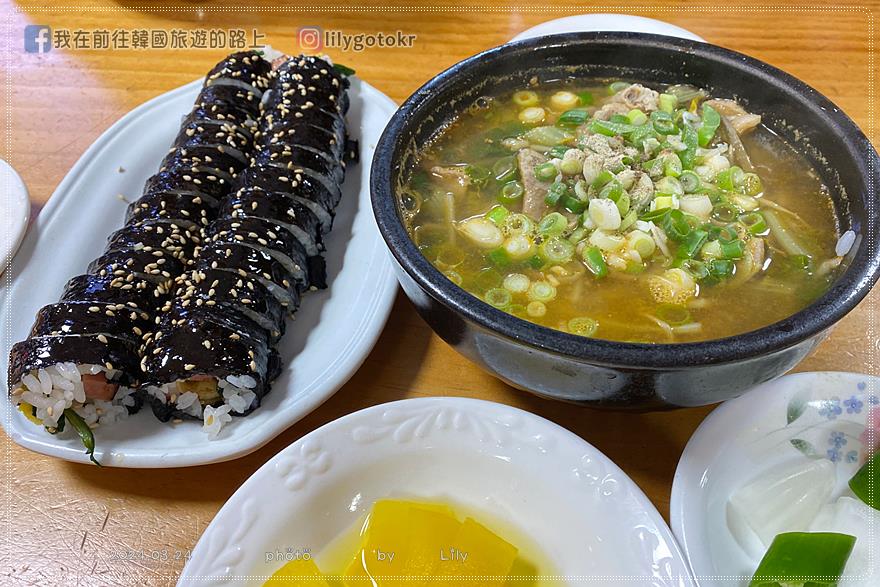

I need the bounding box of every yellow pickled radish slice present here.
[433,517,518,587]
[343,500,460,586]
[18,402,42,426]
[400,506,462,586]
[264,557,330,586]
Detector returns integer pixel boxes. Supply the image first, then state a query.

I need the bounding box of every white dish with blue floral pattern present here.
[671,371,878,586]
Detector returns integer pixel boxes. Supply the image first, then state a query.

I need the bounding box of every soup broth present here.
[401,81,841,343]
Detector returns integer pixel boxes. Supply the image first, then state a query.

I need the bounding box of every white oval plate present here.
[511,13,706,42]
[0,159,30,275]
[0,76,398,467]
[180,397,695,586]
[671,372,880,586]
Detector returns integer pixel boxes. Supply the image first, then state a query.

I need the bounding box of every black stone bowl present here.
[371,32,880,409]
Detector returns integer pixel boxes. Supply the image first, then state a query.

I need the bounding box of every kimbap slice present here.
[252,142,345,186]
[205,217,311,288]
[255,123,345,162]
[88,248,185,284]
[196,242,301,310]
[270,55,349,113]
[235,164,340,215]
[221,187,323,254]
[204,50,273,93]
[144,166,232,200]
[61,273,166,311]
[173,118,252,152]
[8,334,141,432]
[141,314,281,428]
[161,144,248,177]
[125,191,219,228]
[29,301,151,345]
[106,219,201,261]
[196,84,262,119]
[175,268,286,343]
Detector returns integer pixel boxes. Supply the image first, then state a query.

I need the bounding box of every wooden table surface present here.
[1,1,877,585]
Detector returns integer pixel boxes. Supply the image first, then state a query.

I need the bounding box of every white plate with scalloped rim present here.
[671,372,880,586]
[510,13,706,43]
[0,75,398,467]
[180,397,695,586]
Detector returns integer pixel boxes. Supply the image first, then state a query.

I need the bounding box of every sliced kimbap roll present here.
[161,144,249,177]
[252,141,345,186]
[196,241,301,309]
[87,248,186,284]
[204,50,273,93]
[255,122,345,162]
[173,118,252,152]
[143,165,232,200]
[205,216,313,289]
[141,312,281,434]
[61,273,166,311]
[221,186,324,253]
[175,268,286,343]
[106,219,201,261]
[235,163,340,216]
[268,55,349,114]
[125,190,219,228]
[8,334,142,460]
[29,301,151,345]
[196,84,262,120]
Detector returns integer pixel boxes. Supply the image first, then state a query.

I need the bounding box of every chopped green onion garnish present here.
[599,178,624,201]
[578,91,594,105]
[568,316,599,337]
[539,236,575,264]
[486,247,511,268]
[663,152,683,178]
[720,239,745,260]
[658,93,677,114]
[498,180,524,205]
[717,166,746,191]
[486,204,510,226]
[591,169,614,190]
[547,145,569,159]
[528,280,557,302]
[590,119,638,137]
[557,108,590,127]
[739,211,768,235]
[681,259,710,280]
[627,109,648,126]
[544,181,569,206]
[465,164,491,186]
[538,211,568,236]
[534,162,558,182]
[679,170,701,193]
[562,195,587,214]
[485,287,513,309]
[848,450,878,510]
[650,110,676,135]
[676,229,709,259]
[608,81,629,94]
[582,246,608,278]
[656,304,691,326]
[712,202,740,222]
[679,124,699,169]
[743,172,764,196]
[655,176,684,197]
[492,156,518,182]
[697,104,721,147]
[749,532,856,587]
[708,258,735,279]
[662,209,692,242]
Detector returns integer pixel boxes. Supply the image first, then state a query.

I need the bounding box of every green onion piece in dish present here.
[539,236,575,264]
[547,145,569,159]
[650,110,676,135]
[524,125,570,146]
[486,247,511,268]
[590,119,638,137]
[64,408,100,466]
[749,532,856,587]
[484,287,513,309]
[556,108,590,127]
[544,182,569,207]
[568,317,599,337]
[608,81,629,94]
[658,93,677,113]
[698,104,721,147]
[743,172,764,196]
[582,246,608,278]
[492,156,518,182]
[717,166,746,191]
[528,280,557,303]
[534,162,558,182]
[538,212,568,236]
[720,239,746,260]
[498,180,524,205]
[485,204,510,226]
[740,211,768,235]
[681,259,710,280]
[712,202,740,223]
[848,450,879,510]
[474,267,503,291]
[578,91,594,106]
[679,170,701,193]
[333,63,356,76]
[562,195,587,214]
[465,164,491,186]
[662,210,692,242]
[676,229,708,260]
[679,124,699,170]
[591,169,615,190]
[626,109,648,126]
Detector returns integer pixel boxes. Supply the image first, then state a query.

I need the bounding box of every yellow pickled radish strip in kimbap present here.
[173,268,287,343]
[195,242,301,310]
[88,247,186,284]
[124,190,220,229]
[205,216,314,290]
[141,311,281,435]
[222,187,325,254]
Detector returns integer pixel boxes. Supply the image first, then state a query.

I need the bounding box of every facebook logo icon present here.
[24,25,52,53]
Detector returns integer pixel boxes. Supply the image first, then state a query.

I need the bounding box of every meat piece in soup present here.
[400,82,841,343]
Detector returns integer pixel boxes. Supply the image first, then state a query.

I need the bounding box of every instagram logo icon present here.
[298,26,323,53]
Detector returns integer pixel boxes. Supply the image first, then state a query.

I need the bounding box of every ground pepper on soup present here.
[400,81,841,343]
